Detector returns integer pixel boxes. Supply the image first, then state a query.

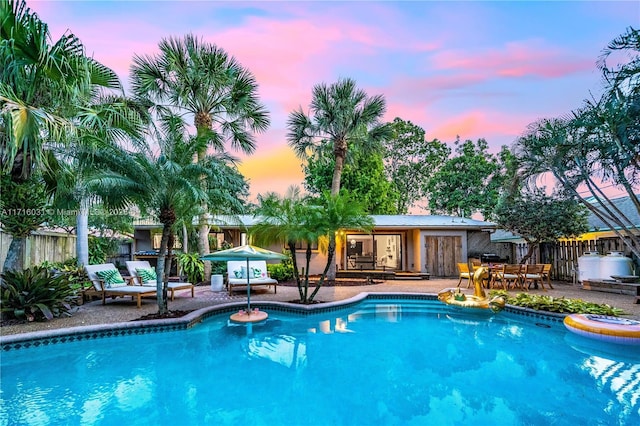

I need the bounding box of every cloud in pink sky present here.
[27,0,638,204]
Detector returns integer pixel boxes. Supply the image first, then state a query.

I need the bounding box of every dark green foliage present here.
[211,261,227,276]
[178,252,205,284]
[493,188,589,263]
[0,174,50,238]
[384,118,450,213]
[1,266,76,321]
[303,148,401,214]
[425,138,503,218]
[41,259,90,292]
[88,236,120,265]
[267,263,295,281]
[490,290,625,316]
[266,251,295,281]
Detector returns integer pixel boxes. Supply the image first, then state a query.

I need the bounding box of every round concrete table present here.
[230,309,268,323]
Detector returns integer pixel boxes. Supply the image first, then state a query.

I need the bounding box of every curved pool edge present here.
[0,292,567,351]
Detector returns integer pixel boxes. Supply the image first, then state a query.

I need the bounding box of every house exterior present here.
[132,215,498,278]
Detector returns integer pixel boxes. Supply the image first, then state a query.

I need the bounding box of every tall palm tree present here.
[45,95,147,267]
[130,34,270,279]
[1,0,123,271]
[90,114,241,313]
[287,78,388,279]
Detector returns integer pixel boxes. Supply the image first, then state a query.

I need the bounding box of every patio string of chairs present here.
[466,261,553,292]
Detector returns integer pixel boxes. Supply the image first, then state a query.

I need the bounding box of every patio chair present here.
[125,261,194,301]
[523,264,547,291]
[541,264,554,289]
[490,264,523,291]
[457,262,473,288]
[85,264,157,308]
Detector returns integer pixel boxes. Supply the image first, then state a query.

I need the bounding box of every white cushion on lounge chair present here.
[126,261,191,287]
[125,260,195,300]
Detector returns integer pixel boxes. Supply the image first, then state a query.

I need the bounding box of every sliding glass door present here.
[346,234,401,270]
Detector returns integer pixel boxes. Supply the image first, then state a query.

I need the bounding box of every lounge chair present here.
[85,264,157,308]
[125,261,195,301]
[227,260,278,295]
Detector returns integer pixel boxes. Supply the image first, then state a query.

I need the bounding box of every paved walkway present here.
[1,278,639,336]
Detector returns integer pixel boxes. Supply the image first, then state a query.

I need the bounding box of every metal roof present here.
[135,214,496,230]
[204,214,496,230]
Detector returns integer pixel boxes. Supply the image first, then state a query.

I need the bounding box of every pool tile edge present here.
[1,293,565,351]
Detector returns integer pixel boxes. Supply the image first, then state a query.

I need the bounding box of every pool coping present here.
[0,292,567,351]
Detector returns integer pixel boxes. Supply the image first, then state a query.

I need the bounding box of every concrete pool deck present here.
[1,278,639,336]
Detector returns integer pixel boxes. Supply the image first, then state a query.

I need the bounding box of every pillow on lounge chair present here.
[251,267,265,279]
[233,266,249,279]
[136,268,157,284]
[95,269,126,288]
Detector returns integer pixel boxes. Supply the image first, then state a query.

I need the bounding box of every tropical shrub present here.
[489,290,625,316]
[88,236,120,264]
[41,259,90,293]
[1,266,76,321]
[267,262,295,281]
[211,261,227,276]
[178,252,205,284]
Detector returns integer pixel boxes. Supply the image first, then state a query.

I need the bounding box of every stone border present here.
[0,292,567,351]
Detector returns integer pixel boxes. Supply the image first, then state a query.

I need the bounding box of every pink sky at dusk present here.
[28,0,639,205]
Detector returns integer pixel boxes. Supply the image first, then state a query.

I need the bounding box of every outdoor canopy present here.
[200,244,288,312]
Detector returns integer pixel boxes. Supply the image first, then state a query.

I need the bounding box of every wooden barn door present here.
[425,236,462,277]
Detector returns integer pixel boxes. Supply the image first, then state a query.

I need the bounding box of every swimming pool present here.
[1,296,639,425]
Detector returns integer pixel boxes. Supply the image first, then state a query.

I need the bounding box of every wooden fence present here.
[514,237,640,282]
[0,230,76,271]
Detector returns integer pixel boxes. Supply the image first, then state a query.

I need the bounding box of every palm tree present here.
[1,0,123,271]
[44,95,147,267]
[287,77,388,279]
[1,0,122,180]
[308,192,374,302]
[90,114,242,313]
[130,33,270,280]
[252,189,373,303]
[251,186,322,302]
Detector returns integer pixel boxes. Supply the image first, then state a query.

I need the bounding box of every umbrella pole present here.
[246,258,251,312]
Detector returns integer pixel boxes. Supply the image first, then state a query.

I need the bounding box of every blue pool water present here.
[1,299,639,425]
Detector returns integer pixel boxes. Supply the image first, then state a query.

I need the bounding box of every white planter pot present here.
[211,274,224,292]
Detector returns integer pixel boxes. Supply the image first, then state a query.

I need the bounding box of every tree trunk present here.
[2,237,25,272]
[310,241,335,302]
[196,132,212,282]
[155,225,172,314]
[288,242,304,301]
[76,198,90,267]
[182,222,188,253]
[197,221,211,281]
[327,153,345,281]
[520,241,538,265]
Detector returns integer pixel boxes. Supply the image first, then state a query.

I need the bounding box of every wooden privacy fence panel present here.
[512,238,639,282]
[0,231,76,271]
[538,238,639,282]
